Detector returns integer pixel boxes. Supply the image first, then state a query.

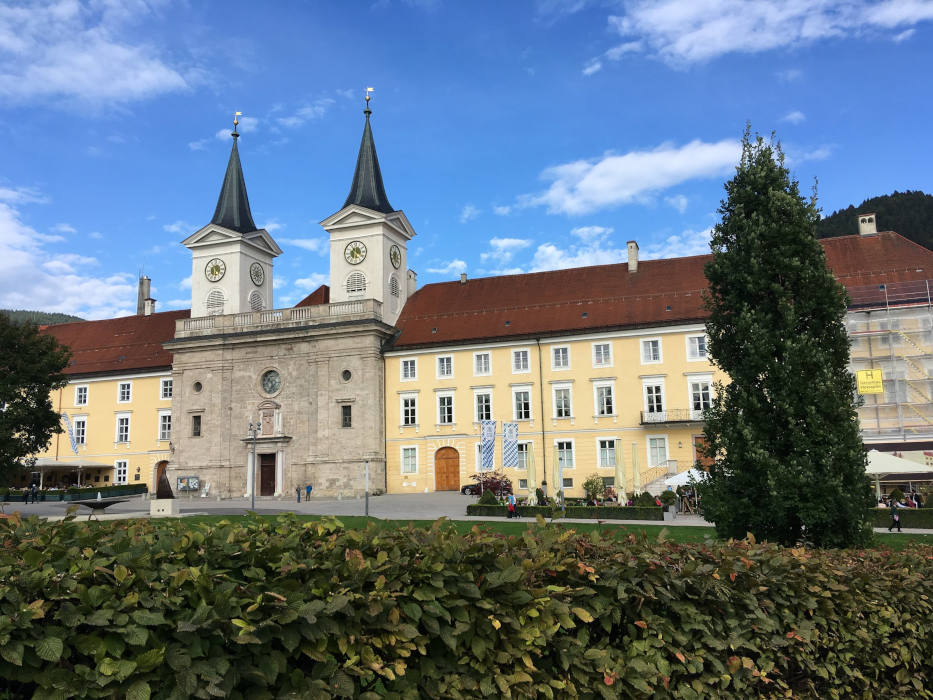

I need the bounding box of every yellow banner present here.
[856,368,884,395]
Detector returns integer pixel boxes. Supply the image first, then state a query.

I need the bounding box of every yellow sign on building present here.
[856,368,884,394]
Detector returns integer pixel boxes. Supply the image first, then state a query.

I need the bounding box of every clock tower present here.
[321,96,415,326]
[183,119,282,317]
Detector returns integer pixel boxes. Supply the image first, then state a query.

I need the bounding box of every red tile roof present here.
[295,284,330,307]
[40,309,190,377]
[393,232,933,349]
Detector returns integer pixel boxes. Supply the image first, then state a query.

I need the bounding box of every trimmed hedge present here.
[466,504,664,521]
[1,514,931,698]
[872,507,933,529]
[0,484,147,502]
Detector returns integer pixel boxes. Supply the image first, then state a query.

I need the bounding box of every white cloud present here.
[163,220,193,235]
[295,273,329,291]
[776,68,803,82]
[179,275,192,290]
[0,185,48,205]
[0,1,191,108]
[281,237,328,254]
[665,194,688,213]
[215,116,259,141]
[427,259,468,275]
[782,110,806,124]
[521,139,740,215]
[188,139,208,151]
[582,59,602,75]
[493,205,512,216]
[584,40,641,74]
[273,276,287,290]
[601,1,933,65]
[459,204,481,223]
[480,237,532,264]
[529,240,626,272]
[570,226,612,242]
[89,231,103,240]
[893,27,916,41]
[276,99,336,128]
[640,227,713,260]
[261,219,284,232]
[785,143,834,164]
[51,223,76,234]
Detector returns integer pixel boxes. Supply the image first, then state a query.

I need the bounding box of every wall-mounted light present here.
[677,441,683,449]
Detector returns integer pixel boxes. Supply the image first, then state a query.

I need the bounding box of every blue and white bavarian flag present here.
[61,414,78,455]
[481,420,497,469]
[502,422,519,468]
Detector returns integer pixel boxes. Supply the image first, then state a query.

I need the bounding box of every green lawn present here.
[171,513,933,549]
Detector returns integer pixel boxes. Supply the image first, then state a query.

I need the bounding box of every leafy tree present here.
[582,473,606,502]
[700,129,874,548]
[0,315,71,484]
[468,471,513,497]
[0,309,84,326]
[817,190,933,249]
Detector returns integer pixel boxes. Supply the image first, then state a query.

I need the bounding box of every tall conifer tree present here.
[701,130,873,548]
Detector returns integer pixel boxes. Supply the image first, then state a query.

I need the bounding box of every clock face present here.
[205,258,226,282]
[389,244,401,269]
[249,262,264,286]
[260,369,281,395]
[344,240,367,265]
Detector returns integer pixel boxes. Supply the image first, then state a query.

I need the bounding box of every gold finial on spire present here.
[233,111,242,137]
[364,87,374,114]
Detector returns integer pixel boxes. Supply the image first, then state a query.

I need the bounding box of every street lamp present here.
[248,421,258,511]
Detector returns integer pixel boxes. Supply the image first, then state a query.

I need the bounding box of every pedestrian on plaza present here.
[305,484,312,501]
[888,499,902,532]
[506,492,517,518]
[295,485,301,503]
[30,483,38,504]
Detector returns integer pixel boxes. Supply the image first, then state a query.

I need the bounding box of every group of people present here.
[884,490,926,532]
[294,484,313,502]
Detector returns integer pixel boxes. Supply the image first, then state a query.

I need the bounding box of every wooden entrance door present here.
[260,454,276,496]
[693,435,714,469]
[434,447,460,491]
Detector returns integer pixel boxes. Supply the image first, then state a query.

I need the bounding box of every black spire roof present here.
[343,106,394,214]
[211,131,257,233]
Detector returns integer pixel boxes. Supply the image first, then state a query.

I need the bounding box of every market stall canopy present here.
[865,450,933,476]
[664,468,709,488]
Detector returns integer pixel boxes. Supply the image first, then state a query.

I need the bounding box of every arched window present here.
[249,290,264,311]
[346,271,366,298]
[390,274,400,298]
[206,288,225,315]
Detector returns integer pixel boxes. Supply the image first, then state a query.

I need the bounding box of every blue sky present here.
[2,0,932,319]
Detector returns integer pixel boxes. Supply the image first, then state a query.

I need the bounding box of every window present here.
[438,394,454,424]
[114,460,128,486]
[159,412,171,441]
[401,359,417,380]
[552,346,569,370]
[118,382,132,403]
[474,352,491,376]
[436,356,453,378]
[75,385,88,406]
[602,477,615,488]
[642,339,662,363]
[645,382,664,414]
[206,288,225,315]
[116,414,130,443]
[192,414,202,437]
[74,418,86,445]
[554,387,572,418]
[517,442,529,470]
[402,395,417,426]
[598,439,616,468]
[514,389,531,421]
[518,479,528,490]
[390,275,400,298]
[160,378,173,399]
[687,335,708,360]
[346,271,366,297]
[556,440,574,468]
[512,349,530,373]
[562,478,574,488]
[401,447,417,474]
[341,405,352,428]
[690,379,712,415]
[249,290,264,311]
[475,392,491,422]
[648,436,668,466]
[596,384,614,416]
[593,343,612,367]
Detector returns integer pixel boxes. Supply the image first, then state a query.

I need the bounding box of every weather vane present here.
[233,111,242,137]
[365,87,373,113]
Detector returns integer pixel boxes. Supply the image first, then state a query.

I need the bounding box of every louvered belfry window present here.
[347,272,366,297]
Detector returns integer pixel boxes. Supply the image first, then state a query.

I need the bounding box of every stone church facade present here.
[166,105,415,498]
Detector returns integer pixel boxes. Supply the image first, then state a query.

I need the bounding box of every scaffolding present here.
[847,280,933,442]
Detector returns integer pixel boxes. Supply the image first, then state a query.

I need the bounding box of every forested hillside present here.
[0,309,84,325]
[817,190,933,249]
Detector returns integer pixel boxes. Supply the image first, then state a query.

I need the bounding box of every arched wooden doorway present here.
[154,460,172,498]
[434,447,460,491]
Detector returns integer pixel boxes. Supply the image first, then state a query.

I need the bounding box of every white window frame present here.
[437,392,454,425]
[74,385,88,406]
[401,358,417,381]
[474,390,492,422]
[643,377,666,417]
[512,386,532,421]
[73,416,87,446]
[687,374,713,420]
[686,334,708,362]
[436,355,453,379]
[476,442,495,472]
[647,434,669,467]
[516,441,531,470]
[641,338,662,364]
[551,345,570,370]
[597,438,617,468]
[117,381,132,403]
[592,342,612,368]
[158,410,172,442]
[512,348,530,374]
[474,352,491,377]
[160,378,173,399]
[555,439,575,469]
[400,393,418,427]
[115,412,131,443]
[552,384,573,419]
[401,446,418,475]
[114,460,128,486]
[518,478,528,490]
[594,380,616,417]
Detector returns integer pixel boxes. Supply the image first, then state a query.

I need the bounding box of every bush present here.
[1,513,931,699]
[467,470,512,498]
[659,490,678,507]
[562,506,663,521]
[582,473,606,502]
[477,489,499,505]
[871,507,933,529]
[634,491,658,508]
[889,488,905,503]
[535,487,546,506]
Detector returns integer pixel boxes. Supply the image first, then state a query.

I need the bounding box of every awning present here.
[866,450,933,476]
[33,458,112,469]
[664,468,709,487]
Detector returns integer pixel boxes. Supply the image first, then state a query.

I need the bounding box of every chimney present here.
[407,269,418,297]
[136,276,151,315]
[143,298,156,316]
[627,241,639,273]
[460,273,467,284]
[858,212,877,236]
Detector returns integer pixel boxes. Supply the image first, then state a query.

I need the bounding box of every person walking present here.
[295,485,301,503]
[305,484,312,501]
[506,492,517,518]
[888,499,902,532]
[30,483,38,504]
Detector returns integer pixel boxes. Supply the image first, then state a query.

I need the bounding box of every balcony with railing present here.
[640,408,705,425]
